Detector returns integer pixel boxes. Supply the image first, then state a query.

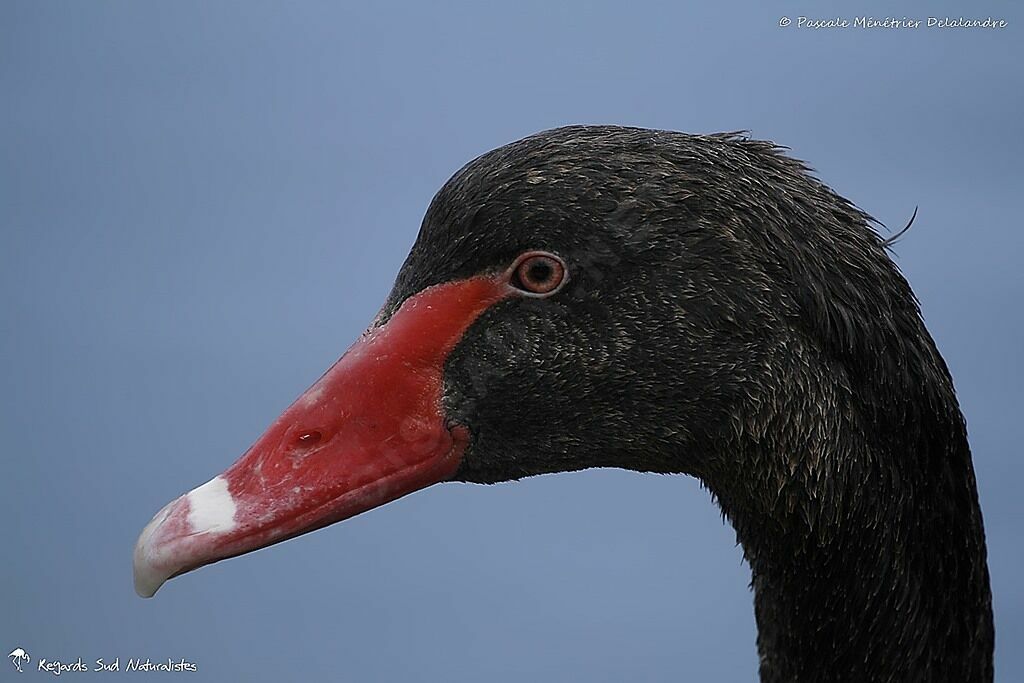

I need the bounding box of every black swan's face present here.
[133,125,992,682]
[387,128,789,484]
[132,125,907,597]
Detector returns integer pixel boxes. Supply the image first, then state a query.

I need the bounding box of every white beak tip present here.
[132,500,178,599]
[132,476,240,598]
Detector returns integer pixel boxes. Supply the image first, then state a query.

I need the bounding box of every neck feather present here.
[706,337,993,683]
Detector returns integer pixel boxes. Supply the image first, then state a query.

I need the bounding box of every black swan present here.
[134,126,994,681]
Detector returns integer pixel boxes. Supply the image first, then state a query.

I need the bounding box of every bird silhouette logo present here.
[8,648,30,673]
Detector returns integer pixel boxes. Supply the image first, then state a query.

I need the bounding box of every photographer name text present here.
[780,16,1008,30]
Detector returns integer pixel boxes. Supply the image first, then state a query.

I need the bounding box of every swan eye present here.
[510,251,567,296]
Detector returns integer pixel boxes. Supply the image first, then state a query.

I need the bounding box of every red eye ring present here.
[508,251,567,296]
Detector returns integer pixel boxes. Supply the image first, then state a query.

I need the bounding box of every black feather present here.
[384,126,993,682]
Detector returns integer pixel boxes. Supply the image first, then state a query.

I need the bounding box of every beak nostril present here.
[295,431,323,446]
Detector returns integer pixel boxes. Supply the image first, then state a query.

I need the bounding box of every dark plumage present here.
[384,126,994,681]
[134,124,994,681]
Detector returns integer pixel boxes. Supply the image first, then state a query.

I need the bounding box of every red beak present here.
[133,275,511,597]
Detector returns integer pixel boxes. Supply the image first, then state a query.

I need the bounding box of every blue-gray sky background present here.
[2,1,1021,680]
